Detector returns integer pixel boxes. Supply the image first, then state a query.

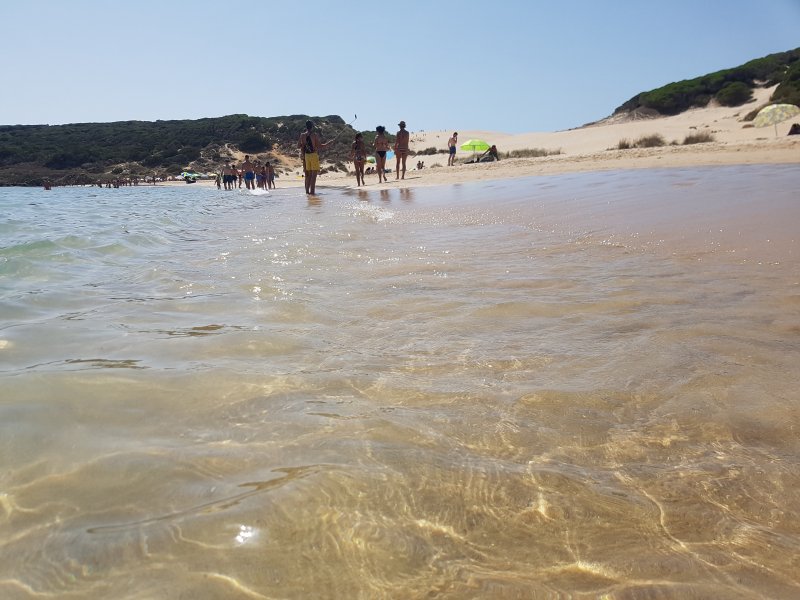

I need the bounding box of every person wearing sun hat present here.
[394,120,410,180]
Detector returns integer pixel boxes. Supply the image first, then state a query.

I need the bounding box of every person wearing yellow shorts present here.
[304,151,320,172]
[298,120,330,195]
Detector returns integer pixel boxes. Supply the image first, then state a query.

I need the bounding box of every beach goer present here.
[241,155,256,190]
[447,132,458,166]
[351,132,367,186]
[256,161,266,189]
[222,164,234,190]
[266,161,275,189]
[394,121,410,180]
[374,125,390,183]
[479,144,500,162]
[298,120,330,195]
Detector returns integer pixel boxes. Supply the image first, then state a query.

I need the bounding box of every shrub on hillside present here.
[238,132,270,153]
[772,61,800,106]
[178,146,201,162]
[43,147,97,169]
[743,104,767,121]
[683,131,715,144]
[616,134,666,149]
[715,81,753,106]
[635,134,666,147]
[505,148,562,158]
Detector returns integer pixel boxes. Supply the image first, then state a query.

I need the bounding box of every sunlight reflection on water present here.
[1,166,799,598]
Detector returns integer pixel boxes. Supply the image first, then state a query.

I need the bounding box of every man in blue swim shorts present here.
[448,132,458,166]
[241,155,256,190]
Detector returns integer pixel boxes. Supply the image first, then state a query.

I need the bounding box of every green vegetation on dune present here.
[772,60,800,106]
[615,47,800,116]
[0,114,367,186]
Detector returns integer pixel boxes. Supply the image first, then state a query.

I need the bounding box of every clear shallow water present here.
[1,166,799,599]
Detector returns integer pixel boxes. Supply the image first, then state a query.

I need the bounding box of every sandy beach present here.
[177,85,798,193]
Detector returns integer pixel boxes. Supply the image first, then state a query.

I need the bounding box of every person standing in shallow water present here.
[222,163,235,190]
[350,132,367,186]
[266,161,275,189]
[394,121,409,180]
[374,125,390,183]
[298,120,330,195]
[241,155,256,190]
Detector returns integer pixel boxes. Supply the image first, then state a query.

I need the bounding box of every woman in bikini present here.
[394,120,409,180]
[351,132,367,186]
[374,125,390,183]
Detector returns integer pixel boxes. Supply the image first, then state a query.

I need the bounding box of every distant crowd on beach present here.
[218,156,275,191]
[43,176,169,190]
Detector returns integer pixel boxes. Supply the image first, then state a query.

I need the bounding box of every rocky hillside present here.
[0,114,372,186]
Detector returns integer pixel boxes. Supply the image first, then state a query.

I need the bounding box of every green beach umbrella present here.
[460,139,490,163]
[459,139,490,153]
[752,103,800,136]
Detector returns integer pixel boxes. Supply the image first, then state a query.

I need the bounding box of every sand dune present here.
[314,85,797,189]
[412,86,788,157]
[181,86,798,190]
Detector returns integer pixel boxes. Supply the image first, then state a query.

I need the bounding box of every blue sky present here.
[2,0,798,133]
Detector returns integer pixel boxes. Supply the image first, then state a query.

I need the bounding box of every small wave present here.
[350,204,394,222]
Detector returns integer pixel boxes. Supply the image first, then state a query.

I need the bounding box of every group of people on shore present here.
[351,121,411,187]
[218,156,276,190]
[44,177,159,190]
[299,119,412,194]
[298,121,499,194]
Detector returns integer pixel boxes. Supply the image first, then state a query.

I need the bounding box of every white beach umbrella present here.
[752,103,800,136]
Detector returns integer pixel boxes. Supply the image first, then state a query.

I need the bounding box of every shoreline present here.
[161,136,798,191]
